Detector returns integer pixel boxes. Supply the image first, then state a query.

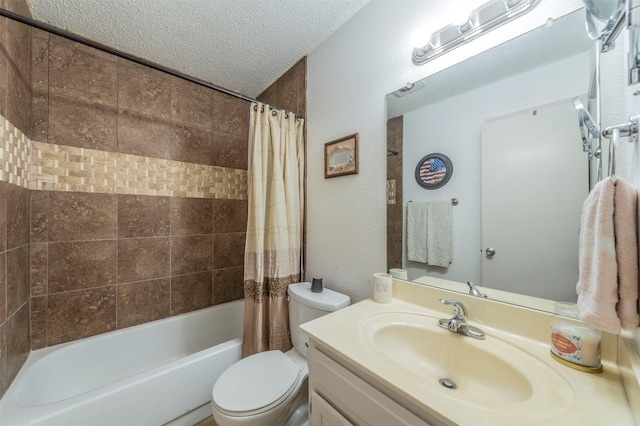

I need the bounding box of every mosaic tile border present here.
[387,179,396,205]
[0,114,247,200]
[0,116,31,188]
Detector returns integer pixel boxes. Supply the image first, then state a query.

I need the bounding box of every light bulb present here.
[411,27,432,49]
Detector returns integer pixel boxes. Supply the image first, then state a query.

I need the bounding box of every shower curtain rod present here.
[0,8,303,119]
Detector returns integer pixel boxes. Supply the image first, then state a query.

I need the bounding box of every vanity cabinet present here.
[308,342,437,426]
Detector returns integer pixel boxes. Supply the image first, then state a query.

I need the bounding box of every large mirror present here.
[386,8,597,312]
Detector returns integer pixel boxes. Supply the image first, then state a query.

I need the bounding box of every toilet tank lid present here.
[288,282,350,311]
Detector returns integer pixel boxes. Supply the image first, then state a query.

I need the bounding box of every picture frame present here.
[324,133,359,178]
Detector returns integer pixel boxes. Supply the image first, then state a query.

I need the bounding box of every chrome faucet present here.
[438,299,485,339]
[466,281,487,298]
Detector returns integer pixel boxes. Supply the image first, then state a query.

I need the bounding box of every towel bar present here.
[601,114,639,182]
[602,114,639,143]
[408,198,459,205]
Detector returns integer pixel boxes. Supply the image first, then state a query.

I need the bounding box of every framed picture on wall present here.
[324,133,359,178]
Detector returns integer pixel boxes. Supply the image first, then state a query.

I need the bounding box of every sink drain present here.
[439,378,457,389]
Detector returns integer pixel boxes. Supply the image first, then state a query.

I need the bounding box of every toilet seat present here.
[212,350,302,417]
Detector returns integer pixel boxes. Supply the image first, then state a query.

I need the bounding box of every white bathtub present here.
[0,300,244,426]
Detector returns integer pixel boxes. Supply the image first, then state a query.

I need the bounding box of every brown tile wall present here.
[28,32,253,350]
[257,57,306,117]
[31,32,251,169]
[0,0,32,400]
[387,116,403,270]
[29,192,247,347]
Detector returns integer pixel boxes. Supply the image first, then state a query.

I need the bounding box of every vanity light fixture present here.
[412,0,540,65]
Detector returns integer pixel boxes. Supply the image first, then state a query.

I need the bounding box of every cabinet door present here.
[309,346,431,425]
[310,390,353,426]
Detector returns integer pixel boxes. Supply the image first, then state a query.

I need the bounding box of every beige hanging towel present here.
[577,177,640,334]
[613,178,639,330]
[577,178,618,333]
[407,201,452,267]
[576,178,621,334]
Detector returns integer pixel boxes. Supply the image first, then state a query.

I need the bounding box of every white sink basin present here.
[359,311,575,416]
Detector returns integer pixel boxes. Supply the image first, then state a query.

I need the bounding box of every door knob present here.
[485,247,496,256]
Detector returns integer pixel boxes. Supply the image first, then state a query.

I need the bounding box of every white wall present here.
[402,52,590,285]
[306,0,583,302]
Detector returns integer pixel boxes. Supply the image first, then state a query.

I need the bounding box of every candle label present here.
[551,327,590,365]
[550,322,601,368]
[551,331,581,363]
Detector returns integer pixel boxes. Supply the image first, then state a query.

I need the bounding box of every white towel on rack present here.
[407,202,428,263]
[407,201,453,267]
[426,201,453,267]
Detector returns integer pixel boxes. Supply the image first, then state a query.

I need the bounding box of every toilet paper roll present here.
[373,273,393,303]
[388,268,408,280]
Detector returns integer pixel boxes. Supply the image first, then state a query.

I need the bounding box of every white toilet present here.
[211,282,350,426]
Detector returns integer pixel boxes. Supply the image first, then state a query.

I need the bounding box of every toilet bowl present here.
[211,282,350,426]
[212,349,308,426]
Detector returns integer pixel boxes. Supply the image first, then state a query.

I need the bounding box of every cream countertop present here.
[300,279,636,426]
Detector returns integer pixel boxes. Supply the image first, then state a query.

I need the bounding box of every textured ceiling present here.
[27,0,370,98]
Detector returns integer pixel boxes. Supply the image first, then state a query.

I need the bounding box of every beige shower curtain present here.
[242,102,305,357]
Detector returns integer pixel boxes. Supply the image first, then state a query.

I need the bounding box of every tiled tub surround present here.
[29,190,247,348]
[0,181,30,403]
[0,0,33,403]
[0,98,250,352]
[25,29,253,351]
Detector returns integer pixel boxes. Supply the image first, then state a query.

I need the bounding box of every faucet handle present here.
[438,299,485,340]
[439,299,468,319]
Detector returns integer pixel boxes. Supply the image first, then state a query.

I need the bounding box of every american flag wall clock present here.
[414,153,453,189]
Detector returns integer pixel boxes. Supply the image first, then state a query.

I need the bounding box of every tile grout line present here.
[43,32,51,347]
[169,195,173,318]
[115,56,119,332]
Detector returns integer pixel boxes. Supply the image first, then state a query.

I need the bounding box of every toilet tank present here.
[287,282,350,357]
